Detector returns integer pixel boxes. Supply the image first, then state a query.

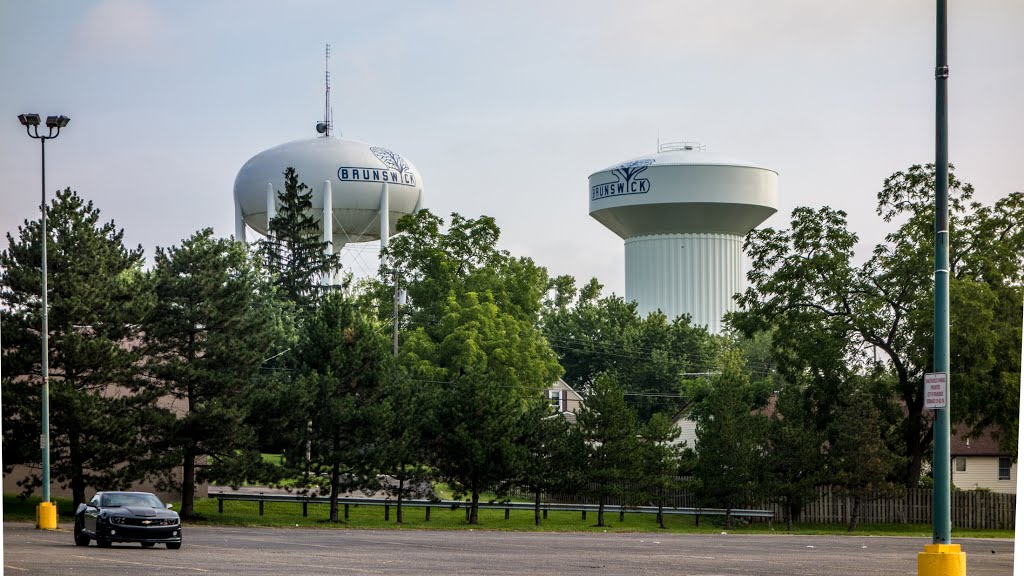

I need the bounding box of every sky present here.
[1,0,1022,296]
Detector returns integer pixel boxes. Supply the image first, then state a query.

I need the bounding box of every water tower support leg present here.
[379,183,390,270]
[266,182,276,231]
[234,191,246,243]
[322,180,333,286]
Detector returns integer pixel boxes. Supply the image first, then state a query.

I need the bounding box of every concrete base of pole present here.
[918,544,965,576]
[36,502,57,530]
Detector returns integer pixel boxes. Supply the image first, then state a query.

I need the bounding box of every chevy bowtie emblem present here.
[142,520,153,525]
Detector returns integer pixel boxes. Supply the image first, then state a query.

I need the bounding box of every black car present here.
[74,491,182,549]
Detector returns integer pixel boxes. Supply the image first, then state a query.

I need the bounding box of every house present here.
[546,379,585,423]
[669,402,698,450]
[951,426,1016,494]
[670,393,779,451]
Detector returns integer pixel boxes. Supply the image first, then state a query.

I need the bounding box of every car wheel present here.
[141,542,156,548]
[167,542,182,550]
[96,537,112,548]
[73,520,90,547]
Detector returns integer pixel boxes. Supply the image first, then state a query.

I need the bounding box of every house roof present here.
[550,378,584,400]
[950,426,1009,457]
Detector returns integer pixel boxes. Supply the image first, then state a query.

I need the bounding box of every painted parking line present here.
[71,554,209,572]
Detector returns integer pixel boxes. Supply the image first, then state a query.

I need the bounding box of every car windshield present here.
[100,493,164,508]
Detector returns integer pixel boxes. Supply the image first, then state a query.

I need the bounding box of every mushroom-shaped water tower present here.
[233,136,423,265]
[589,142,778,333]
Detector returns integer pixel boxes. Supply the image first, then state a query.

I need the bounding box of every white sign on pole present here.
[924,372,948,409]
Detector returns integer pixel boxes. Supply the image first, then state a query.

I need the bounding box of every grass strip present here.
[4,494,1014,539]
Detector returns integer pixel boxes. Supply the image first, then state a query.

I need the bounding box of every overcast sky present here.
[2,0,1021,296]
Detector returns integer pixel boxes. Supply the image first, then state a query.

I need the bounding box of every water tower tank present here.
[233,136,423,255]
[588,142,778,333]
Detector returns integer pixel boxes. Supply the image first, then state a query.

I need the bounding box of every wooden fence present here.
[532,483,1015,530]
[778,486,1015,530]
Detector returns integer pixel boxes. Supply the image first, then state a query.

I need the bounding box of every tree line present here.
[2,164,1020,531]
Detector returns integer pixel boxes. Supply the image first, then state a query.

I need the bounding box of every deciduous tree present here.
[408,291,562,524]
[734,165,1023,485]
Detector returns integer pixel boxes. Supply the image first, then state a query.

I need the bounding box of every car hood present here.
[111,506,177,518]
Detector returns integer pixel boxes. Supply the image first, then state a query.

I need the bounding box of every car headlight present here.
[111,516,125,524]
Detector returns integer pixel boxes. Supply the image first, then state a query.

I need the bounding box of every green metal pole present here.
[932,0,951,545]
[40,136,51,505]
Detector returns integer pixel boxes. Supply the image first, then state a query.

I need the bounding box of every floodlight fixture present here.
[19,113,41,127]
[45,115,69,128]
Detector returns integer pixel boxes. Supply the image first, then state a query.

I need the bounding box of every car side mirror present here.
[166,503,173,509]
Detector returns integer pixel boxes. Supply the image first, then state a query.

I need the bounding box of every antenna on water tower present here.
[316,44,334,137]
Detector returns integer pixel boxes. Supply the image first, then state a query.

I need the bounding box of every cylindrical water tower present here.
[588,142,778,333]
[233,136,423,266]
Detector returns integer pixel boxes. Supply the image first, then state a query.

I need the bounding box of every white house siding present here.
[952,456,1017,494]
[671,417,698,451]
[547,379,584,415]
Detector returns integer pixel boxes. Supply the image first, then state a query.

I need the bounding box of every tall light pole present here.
[917,1,965,574]
[17,112,69,530]
[931,0,951,547]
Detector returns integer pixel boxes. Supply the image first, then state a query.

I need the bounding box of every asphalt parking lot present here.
[3,521,1014,575]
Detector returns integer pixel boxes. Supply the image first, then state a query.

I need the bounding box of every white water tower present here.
[588,142,778,333]
[233,136,424,268]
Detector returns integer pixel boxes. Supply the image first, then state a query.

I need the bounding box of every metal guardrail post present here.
[302,502,308,517]
[385,503,390,521]
[505,507,510,520]
[344,503,349,520]
[259,498,264,516]
[425,506,430,521]
[218,498,223,514]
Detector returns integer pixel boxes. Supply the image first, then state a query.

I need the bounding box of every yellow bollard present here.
[918,544,966,576]
[36,501,58,530]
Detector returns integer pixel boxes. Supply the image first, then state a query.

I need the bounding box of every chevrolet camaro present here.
[74,491,182,549]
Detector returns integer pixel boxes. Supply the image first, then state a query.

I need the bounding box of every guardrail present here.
[209,491,774,525]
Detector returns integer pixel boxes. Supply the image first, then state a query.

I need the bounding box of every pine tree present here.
[576,374,641,527]
[294,292,392,522]
[142,228,286,518]
[760,382,826,530]
[1,189,158,506]
[637,412,684,529]
[826,381,901,532]
[691,350,765,529]
[508,400,586,526]
[258,167,341,313]
[375,372,437,524]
